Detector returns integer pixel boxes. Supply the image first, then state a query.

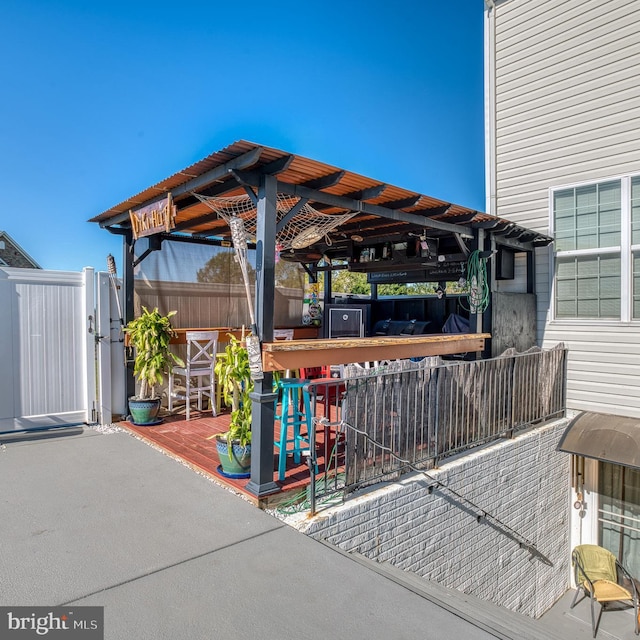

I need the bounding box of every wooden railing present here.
[306,345,567,513]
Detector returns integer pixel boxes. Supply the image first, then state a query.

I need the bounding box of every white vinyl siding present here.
[490,0,640,418]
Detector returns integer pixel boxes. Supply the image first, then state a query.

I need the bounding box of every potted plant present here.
[124,306,183,425]
[211,330,253,477]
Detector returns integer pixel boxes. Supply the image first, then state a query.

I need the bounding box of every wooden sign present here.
[129,194,177,240]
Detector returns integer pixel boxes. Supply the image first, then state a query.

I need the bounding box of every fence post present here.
[82,267,96,424]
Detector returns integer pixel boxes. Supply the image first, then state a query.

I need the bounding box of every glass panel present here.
[556,300,576,318]
[554,181,621,251]
[577,256,599,277]
[557,259,576,278]
[599,462,640,579]
[633,252,640,319]
[600,256,621,276]
[576,185,597,211]
[554,189,574,213]
[632,177,640,245]
[577,298,599,316]
[598,181,621,248]
[555,255,620,319]
[600,297,620,316]
[599,180,621,207]
[556,280,576,299]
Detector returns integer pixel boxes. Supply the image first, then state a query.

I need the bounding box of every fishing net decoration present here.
[193,193,357,251]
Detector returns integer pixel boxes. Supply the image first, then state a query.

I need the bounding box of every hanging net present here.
[193,193,357,251]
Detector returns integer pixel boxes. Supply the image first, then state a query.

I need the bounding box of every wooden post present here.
[246,174,280,498]
[123,230,136,403]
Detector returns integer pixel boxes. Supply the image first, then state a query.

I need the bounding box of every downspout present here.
[484,0,497,216]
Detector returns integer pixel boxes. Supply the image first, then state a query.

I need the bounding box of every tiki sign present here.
[129,194,177,240]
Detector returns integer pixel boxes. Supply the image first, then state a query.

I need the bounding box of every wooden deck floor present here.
[119,408,315,508]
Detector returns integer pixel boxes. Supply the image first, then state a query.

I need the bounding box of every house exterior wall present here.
[297,420,571,619]
[487,0,640,418]
[0,232,40,269]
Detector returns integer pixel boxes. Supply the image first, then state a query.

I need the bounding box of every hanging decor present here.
[129,194,177,240]
[228,216,263,381]
[193,193,356,251]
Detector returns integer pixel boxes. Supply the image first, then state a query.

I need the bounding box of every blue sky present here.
[1,0,485,273]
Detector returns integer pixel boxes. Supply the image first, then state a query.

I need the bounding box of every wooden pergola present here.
[90,140,552,497]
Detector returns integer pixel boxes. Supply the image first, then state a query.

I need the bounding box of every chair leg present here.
[210,377,217,417]
[277,391,290,482]
[185,376,191,421]
[570,586,583,609]
[197,386,203,412]
[168,373,174,411]
[590,596,603,638]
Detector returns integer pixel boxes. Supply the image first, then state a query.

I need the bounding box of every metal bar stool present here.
[274,378,313,482]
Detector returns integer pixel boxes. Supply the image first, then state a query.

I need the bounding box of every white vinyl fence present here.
[0,267,96,432]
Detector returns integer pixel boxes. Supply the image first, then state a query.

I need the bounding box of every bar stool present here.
[274,378,313,482]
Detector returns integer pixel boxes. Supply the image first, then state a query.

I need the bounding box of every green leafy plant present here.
[213,330,253,452]
[124,307,184,400]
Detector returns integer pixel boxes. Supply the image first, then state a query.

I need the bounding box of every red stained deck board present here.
[118,409,318,505]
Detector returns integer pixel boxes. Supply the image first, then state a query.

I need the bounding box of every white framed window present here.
[552,175,640,321]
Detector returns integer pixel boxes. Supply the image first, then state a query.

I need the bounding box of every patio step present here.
[318,539,565,640]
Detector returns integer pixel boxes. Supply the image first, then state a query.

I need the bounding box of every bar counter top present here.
[261,333,491,372]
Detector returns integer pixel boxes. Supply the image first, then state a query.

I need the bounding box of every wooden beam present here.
[276,197,309,233]
[275,181,474,238]
[231,155,294,185]
[383,195,421,209]
[261,334,490,371]
[101,148,263,228]
[301,170,345,190]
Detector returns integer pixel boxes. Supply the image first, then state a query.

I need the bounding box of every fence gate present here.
[0,267,96,433]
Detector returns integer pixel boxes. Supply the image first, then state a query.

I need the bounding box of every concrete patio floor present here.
[1,427,636,640]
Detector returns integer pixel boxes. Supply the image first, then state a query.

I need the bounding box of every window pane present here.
[598,182,621,248]
[576,185,597,211]
[553,180,621,251]
[557,260,576,278]
[633,252,640,320]
[599,181,621,207]
[554,189,574,213]
[577,298,599,316]
[632,177,640,245]
[555,254,620,319]
[556,280,576,299]
[556,300,577,317]
[600,297,621,316]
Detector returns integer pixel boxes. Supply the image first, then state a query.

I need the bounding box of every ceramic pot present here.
[128,397,162,425]
[215,436,251,478]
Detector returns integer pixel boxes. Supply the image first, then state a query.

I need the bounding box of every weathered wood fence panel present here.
[310,346,567,497]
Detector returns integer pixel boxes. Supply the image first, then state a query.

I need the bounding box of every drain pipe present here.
[484,0,497,216]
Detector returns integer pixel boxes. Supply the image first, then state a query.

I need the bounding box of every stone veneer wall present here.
[299,419,570,619]
[0,237,38,268]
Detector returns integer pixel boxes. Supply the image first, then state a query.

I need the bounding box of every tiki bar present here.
[90,140,554,505]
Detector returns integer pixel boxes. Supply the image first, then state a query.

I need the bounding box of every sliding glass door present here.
[599,462,640,577]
